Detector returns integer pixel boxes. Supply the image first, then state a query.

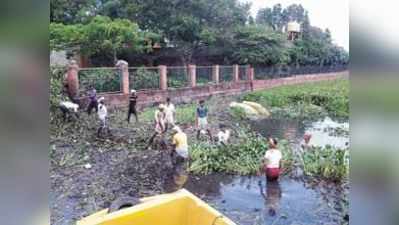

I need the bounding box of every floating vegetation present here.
[189,129,294,175]
[301,145,349,182]
[242,79,349,118]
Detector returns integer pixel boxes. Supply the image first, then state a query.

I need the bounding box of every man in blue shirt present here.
[196,100,212,141]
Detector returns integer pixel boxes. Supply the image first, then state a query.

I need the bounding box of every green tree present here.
[119,0,251,65]
[50,0,97,24]
[50,16,160,62]
[229,25,289,65]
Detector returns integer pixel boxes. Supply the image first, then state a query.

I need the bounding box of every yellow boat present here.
[77,189,236,225]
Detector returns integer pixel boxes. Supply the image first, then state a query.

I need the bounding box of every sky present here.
[240,0,349,50]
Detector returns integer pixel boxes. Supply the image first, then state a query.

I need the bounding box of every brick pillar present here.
[158,65,167,90]
[116,60,129,94]
[212,65,220,84]
[188,64,196,87]
[66,60,79,100]
[233,64,239,82]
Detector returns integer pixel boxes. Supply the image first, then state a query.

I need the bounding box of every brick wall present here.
[78,70,348,109]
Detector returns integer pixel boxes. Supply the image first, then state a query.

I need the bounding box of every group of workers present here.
[59,86,304,182]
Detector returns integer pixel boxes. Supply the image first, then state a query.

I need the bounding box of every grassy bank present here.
[242,78,349,118]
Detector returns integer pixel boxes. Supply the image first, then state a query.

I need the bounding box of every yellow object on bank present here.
[76,189,236,225]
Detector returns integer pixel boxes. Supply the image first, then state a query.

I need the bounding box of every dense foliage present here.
[50,66,68,109]
[50,16,160,62]
[243,79,349,118]
[50,1,348,67]
[189,131,294,175]
[301,146,349,182]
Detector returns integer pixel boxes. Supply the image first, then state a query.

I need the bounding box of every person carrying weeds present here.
[164,97,176,131]
[127,89,138,123]
[261,138,282,182]
[59,100,80,122]
[196,100,212,141]
[146,104,167,149]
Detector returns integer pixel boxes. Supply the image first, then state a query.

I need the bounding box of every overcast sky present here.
[240,0,349,50]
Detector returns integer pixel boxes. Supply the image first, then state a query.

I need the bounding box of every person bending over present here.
[59,101,80,122]
[216,124,231,146]
[146,104,167,149]
[171,126,189,167]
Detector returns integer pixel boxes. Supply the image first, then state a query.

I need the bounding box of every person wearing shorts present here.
[196,100,212,141]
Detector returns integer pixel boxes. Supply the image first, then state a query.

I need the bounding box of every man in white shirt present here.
[59,101,80,122]
[164,97,176,131]
[262,138,282,181]
[97,97,110,137]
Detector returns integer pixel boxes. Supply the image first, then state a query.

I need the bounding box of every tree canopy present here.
[50,16,160,62]
[50,1,348,67]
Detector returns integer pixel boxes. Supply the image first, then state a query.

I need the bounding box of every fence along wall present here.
[66,62,348,108]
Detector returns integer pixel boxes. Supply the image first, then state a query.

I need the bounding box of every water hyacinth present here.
[189,130,294,175]
[301,145,349,182]
[242,79,349,119]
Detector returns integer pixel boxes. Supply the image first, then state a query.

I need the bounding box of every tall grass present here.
[243,79,349,118]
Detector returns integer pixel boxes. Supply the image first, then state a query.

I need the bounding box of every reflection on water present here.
[250,116,349,149]
[167,116,348,225]
[185,175,343,225]
[260,181,282,217]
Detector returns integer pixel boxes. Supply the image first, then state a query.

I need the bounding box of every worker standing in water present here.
[260,138,282,181]
[146,104,167,149]
[196,100,212,141]
[164,97,176,131]
[127,89,138,123]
